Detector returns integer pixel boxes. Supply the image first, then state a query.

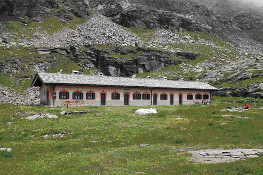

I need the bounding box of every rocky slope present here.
[0,0,263,105]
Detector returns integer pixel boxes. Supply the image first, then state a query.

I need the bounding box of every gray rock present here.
[46,114,59,119]
[246,83,263,93]
[189,149,263,164]
[247,92,263,98]
[0,148,12,152]
[26,113,58,120]
[139,144,149,147]
[26,115,41,120]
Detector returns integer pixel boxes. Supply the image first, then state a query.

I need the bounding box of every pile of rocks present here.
[149,29,213,47]
[29,14,143,48]
[189,149,263,163]
[0,86,40,106]
[26,112,58,120]
[43,131,66,138]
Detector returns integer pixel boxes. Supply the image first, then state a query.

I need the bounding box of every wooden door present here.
[179,94,183,105]
[170,94,174,105]
[101,93,106,105]
[153,94,157,105]
[124,94,129,105]
[46,90,49,105]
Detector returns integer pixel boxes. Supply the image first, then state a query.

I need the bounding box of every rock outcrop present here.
[71,45,195,77]
[0,85,40,105]
[97,0,210,32]
[213,83,263,98]
[28,14,143,47]
[0,0,90,22]
[190,149,263,164]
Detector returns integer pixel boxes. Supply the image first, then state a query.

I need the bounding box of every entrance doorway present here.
[179,94,183,105]
[46,90,49,105]
[170,94,174,105]
[153,94,157,105]
[101,93,106,105]
[124,93,129,105]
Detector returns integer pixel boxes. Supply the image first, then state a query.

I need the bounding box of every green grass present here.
[5,16,88,41]
[129,27,156,42]
[0,97,263,174]
[215,76,263,89]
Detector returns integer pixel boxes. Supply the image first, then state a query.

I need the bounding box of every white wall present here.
[50,86,211,107]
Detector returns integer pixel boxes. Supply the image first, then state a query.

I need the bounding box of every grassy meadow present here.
[0,97,263,174]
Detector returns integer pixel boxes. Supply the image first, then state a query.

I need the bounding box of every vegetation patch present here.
[129,27,157,42]
[0,97,262,174]
[5,17,88,41]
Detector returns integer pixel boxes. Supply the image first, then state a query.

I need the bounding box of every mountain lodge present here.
[31,72,217,107]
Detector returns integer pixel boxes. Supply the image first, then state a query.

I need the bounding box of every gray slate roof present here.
[34,73,217,90]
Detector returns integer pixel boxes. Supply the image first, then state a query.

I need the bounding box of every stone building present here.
[31,72,217,107]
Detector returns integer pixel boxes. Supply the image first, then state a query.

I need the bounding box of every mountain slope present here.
[0,0,262,103]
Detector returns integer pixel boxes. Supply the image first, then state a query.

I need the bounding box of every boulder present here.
[26,113,58,120]
[98,0,123,17]
[0,148,12,152]
[135,108,158,115]
[246,83,263,93]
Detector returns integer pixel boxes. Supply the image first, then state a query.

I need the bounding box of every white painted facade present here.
[40,85,211,107]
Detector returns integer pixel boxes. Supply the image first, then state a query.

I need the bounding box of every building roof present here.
[32,73,217,90]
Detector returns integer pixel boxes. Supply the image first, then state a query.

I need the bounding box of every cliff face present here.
[0,0,90,22]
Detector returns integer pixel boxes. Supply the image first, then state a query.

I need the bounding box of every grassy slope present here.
[134,29,240,79]
[131,29,263,90]
[0,19,261,92]
[0,97,263,174]
[0,46,87,93]
[0,14,95,92]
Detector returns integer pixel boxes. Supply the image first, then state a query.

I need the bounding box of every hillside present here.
[0,0,263,104]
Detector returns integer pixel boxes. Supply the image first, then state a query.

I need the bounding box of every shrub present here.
[1,151,13,158]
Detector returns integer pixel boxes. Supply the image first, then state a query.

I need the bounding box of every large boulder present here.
[246,83,263,93]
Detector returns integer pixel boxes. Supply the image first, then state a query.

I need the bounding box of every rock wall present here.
[71,45,199,77]
[213,83,263,98]
[98,0,210,32]
[0,0,90,22]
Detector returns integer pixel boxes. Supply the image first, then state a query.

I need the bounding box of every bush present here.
[1,151,13,158]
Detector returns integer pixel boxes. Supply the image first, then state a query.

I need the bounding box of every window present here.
[195,94,202,100]
[142,93,150,100]
[111,92,120,100]
[160,93,168,100]
[73,92,83,99]
[203,95,209,100]
[53,92,56,100]
[86,93,95,100]
[59,92,69,99]
[187,94,193,100]
[133,93,141,100]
